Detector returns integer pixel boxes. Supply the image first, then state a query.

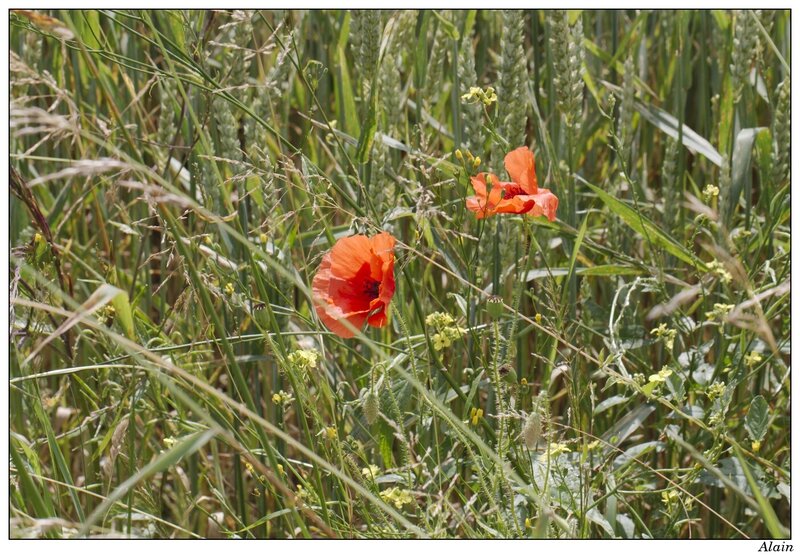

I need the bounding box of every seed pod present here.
[499,363,518,386]
[487,295,504,320]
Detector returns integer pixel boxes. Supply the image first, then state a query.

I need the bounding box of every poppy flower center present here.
[364,279,380,299]
[503,184,526,198]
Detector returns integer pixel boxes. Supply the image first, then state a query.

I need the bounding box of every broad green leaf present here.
[727,127,768,225]
[594,395,629,415]
[111,288,136,341]
[666,371,685,404]
[601,79,720,166]
[601,403,655,448]
[634,100,722,167]
[745,395,769,442]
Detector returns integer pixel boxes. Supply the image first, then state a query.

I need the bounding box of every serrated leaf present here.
[745,395,769,442]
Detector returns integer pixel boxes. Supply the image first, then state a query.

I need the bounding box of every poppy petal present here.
[466,195,490,218]
[317,304,371,338]
[312,232,397,338]
[368,232,396,282]
[486,174,504,206]
[528,189,559,222]
[312,253,371,338]
[494,195,537,215]
[367,298,388,328]
[504,147,538,194]
[470,174,488,197]
[330,235,372,279]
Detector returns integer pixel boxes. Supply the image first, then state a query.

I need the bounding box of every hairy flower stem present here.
[489,316,522,536]
[491,320,508,457]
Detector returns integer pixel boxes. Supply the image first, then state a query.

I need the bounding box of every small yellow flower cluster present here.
[379,486,414,509]
[272,389,293,405]
[433,328,466,351]
[707,259,732,284]
[705,303,734,322]
[706,381,725,401]
[751,440,761,453]
[703,183,720,201]
[470,407,484,426]
[287,349,320,371]
[296,485,309,502]
[661,489,680,510]
[95,303,116,324]
[426,312,455,328]
[461,85,497,107]
[454,149,481,169]
[648,366,673,383]
[744,351,763,368]
[650,323,677,352]
[223,282,235,297]
[361,464,380,480]
[539,441,570,462]
[426,312,466,351]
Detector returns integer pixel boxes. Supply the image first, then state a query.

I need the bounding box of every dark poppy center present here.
[504,184,526,198]
[364,279,380,299]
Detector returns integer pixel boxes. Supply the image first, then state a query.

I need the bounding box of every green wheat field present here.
[8,9,791,539]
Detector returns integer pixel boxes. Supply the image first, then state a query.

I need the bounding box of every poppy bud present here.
[363,389,379,425]
[455,149,464,161]
[486,295,504,319]
[522,411,542,449]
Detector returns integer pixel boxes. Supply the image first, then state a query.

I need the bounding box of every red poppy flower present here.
[312,232,396,338]
[466,146,559,221]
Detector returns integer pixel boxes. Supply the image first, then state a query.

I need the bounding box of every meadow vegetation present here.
[9,9,791,538]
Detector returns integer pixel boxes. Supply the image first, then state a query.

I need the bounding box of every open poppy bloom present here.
[312,232,396,338]
[466,146,559,221]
